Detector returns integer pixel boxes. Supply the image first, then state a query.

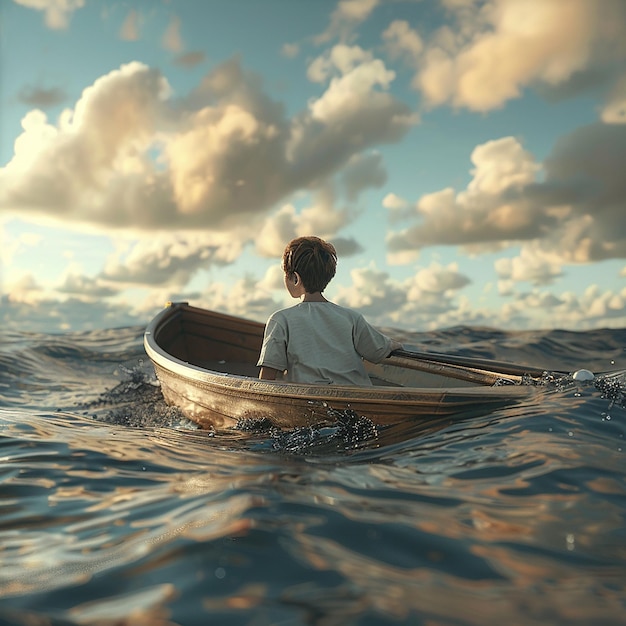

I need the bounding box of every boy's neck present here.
[301,292,328,302]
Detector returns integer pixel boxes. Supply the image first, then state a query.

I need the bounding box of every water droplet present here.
[215,567,226,579]
[566,533,575,551]
[568,431,574,437]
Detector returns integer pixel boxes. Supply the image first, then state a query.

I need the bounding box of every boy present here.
[258,236,402,385]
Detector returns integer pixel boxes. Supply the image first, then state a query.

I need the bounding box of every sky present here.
[1,0,626,334]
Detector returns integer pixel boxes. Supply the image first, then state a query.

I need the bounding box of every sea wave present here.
[0,325,625,625]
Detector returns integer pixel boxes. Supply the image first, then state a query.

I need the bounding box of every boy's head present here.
[282,236,337,293]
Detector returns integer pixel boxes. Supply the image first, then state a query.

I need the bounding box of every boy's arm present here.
[389,339,403,353]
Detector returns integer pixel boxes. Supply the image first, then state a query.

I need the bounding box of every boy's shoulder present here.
[268,304,303,323]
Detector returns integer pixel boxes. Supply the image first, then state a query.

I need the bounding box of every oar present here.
[389,348,555,378]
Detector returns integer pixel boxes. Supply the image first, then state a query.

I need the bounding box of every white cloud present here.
[584,286,624,319]
[100,232,245,288]
[255,204,300,259]
[13,0,85,29]
[382,20,424,63]
[57,273,119,299]
[334,260,471,325]
[412,0,626,112]
[383,192,415,223]
[497,279,514,296]
[334,0,379,22]
[382,192,409,211]
[396,263,473,326]
[387,136,545,252]
[119,10,140,41]
[296,192,353,241]
[255,190,354,259]
[494,245,563,286]
[387,125,626,264]
[258,263,285,292]
[411,262,471,294]
[0,56,412,235]
[1,62,170,227]
[468,136,540,195]
[387,249,420,266]
[200,276,281,323]
[281,43,300,59]
[164,102,281,218]
[314,0,380,45]
[307,44,373,83]
[334,263,405,318]
[162,15,183,53]
[308,53,397,122]
[501,285,626,330]
[289,51,415,180]
[5,273,47,305]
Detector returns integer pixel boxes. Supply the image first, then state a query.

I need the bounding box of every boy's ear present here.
[293,272,300,285]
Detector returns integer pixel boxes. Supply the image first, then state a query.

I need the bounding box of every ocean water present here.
[1,323,625,626]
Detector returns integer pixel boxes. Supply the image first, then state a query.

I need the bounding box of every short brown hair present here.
[282,236,337,293]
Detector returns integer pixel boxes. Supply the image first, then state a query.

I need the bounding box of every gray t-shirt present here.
[257,302,393,385]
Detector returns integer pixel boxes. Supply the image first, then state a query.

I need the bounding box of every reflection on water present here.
[0,326,625,624]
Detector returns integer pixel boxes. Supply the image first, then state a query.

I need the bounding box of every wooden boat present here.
[143,302,558,431]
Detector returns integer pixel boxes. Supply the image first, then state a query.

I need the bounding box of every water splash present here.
[236,408,379,453]
[595,371,626,410]
[77,362,192,429]
[493,370,570,388]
